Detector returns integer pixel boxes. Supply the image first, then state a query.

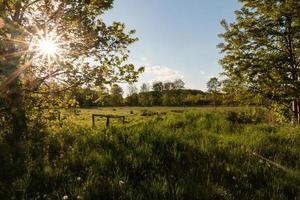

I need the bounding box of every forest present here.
[71,78,261,107]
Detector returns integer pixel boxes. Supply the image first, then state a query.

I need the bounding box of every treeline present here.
[71,78,262,107]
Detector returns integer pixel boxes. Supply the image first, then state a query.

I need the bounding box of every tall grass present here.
[0,108,299,199]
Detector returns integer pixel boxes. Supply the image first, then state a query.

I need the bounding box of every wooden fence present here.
[92,114,125,127]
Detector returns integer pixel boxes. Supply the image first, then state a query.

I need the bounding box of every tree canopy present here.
[207,77,221,93]
[218,0,300,122]
[0,0,143,139]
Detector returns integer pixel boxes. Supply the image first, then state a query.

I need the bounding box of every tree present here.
[152,81,163,105]
[207,77,221,93]
[138,93,152,106]
[0,0,144,140]
[110,84,124,106]
[173,79,185,90]
[126,84,138,106]
[138,83,151,106]
[218,0,300,122]
[207,77,221,107]
[221,79,262,106]
[72,87,102,107]
[128,84,138,96]
[163,82,175,90]
[140,83,150,93]
[152,81,164,92]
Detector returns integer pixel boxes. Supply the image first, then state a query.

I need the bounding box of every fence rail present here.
[92,114,125,127]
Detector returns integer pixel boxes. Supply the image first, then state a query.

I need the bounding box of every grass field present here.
[1,107,300,199]
[67,107,257,127]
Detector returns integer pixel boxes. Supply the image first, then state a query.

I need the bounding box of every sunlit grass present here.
[1,107,299,199]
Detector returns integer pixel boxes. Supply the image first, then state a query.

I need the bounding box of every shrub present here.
[226,109,266,124]
[140,110,158,116]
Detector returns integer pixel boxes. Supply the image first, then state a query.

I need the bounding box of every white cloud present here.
[144,65,184,82]
[200,71,205,75]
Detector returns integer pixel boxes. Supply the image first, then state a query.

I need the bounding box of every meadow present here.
[67,107,252,127]
[1,107,300,199]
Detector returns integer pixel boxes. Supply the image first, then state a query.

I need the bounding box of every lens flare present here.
[29,30,65,64]
[38,38,58,56]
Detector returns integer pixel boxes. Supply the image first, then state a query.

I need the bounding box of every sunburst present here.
[29,30,65,64]
[38,37,58,56]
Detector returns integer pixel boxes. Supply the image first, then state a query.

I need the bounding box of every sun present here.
[38,38,59,56]
[29,31,65,64]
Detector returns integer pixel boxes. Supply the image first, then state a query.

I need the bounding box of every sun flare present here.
[38,38,59,56]
[29,31,66,64]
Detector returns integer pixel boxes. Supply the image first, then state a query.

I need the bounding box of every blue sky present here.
[103,0,241,93]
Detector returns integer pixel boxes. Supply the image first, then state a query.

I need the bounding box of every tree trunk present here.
[7,78,27,142]
[5,3,28,142]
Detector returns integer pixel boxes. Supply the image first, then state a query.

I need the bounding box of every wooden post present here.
[106,117,110,127]
[92,114,95,127]
[92,114,125,127]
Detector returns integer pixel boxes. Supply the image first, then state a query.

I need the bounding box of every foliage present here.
[126,93,139,106]
[226,108,266,124]
[126,84,139,106]
[221,78,263,106]
[71,87,103,107]
[152,81,164,92]
[173,79,185,90]
[207,77,221,93]
[140,83,150,93]
[218,0,300,121]
[70,79,261,107]
[0,0,143,141]
[110,84,124,106]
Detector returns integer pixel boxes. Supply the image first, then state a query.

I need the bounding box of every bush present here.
[140,109,158,116]
[226,109,266,124]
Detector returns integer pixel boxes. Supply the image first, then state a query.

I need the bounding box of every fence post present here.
[106,117,110,127]
[92,114,95,127]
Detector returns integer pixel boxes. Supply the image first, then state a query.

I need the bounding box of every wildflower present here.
[119,180,125,186]
[62,195,68,200]
[77,177,81,181]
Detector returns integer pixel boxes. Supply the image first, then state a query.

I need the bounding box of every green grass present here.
[1,107,300,199]
[66,106,259,127]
